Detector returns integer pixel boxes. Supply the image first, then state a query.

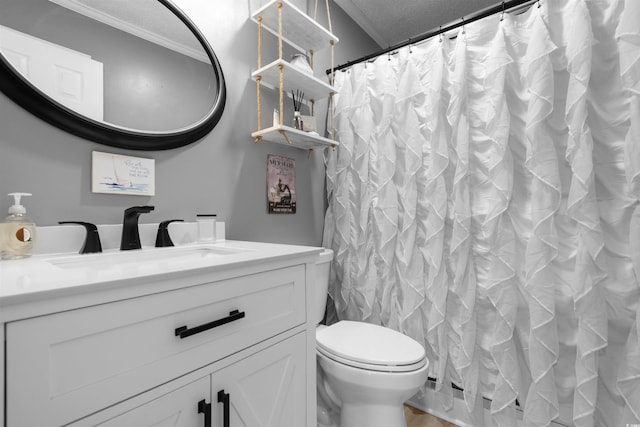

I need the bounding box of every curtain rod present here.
[326,0,537,75]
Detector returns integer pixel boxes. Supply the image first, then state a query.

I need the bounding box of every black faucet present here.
[120,206,154,250]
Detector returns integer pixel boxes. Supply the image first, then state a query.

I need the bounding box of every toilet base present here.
[339,403,407,427]
[315,321,430,427]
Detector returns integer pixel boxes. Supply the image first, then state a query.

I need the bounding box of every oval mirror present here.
[0,0,226,150]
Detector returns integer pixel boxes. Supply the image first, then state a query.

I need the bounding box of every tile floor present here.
[404,405,459,427]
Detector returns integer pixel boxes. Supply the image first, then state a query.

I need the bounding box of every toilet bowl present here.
[315,249,429,427]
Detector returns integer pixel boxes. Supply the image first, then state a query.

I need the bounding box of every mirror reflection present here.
[0,0,221,134]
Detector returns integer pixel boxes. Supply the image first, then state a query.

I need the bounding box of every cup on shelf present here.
[292,111,303,130]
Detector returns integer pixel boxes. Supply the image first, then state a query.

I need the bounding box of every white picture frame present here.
[91,151,155,196]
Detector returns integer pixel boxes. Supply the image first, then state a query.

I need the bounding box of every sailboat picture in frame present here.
[92,151,155,196]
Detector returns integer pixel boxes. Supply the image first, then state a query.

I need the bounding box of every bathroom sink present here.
[46,245,244,270]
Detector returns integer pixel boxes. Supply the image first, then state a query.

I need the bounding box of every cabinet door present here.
[212,332,306,427]
[96,377,210,427]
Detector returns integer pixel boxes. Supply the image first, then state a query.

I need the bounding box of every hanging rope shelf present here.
[251,0,339,151]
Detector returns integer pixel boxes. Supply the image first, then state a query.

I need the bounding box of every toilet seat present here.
[316,321,426,372]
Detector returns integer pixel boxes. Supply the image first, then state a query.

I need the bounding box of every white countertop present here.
[0,239,322,311]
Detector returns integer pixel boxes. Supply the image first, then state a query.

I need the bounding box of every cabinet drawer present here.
[6,264,306,427]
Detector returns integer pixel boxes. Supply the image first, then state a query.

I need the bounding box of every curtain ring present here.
[500,0,505,21]
[461,17,466,34]
[538,0,541,8]
[439,25,443,43]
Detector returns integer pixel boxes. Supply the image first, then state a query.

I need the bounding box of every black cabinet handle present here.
[218,390,230,427]
[198,399,211,427]
[175,310,245,339]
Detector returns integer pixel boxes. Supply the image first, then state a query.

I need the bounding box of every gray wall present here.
[0,0,378,246]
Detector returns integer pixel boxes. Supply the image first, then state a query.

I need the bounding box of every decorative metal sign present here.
[267,154,296,214]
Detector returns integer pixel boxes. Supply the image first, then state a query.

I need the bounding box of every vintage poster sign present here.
[267,154,296,214]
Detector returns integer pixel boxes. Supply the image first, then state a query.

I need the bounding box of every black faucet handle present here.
[58,221,103,254]
[155,219,184,247]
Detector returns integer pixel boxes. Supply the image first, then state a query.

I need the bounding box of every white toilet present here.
[315,249,429,427]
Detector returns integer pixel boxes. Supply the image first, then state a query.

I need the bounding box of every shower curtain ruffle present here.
[483,21,519,427]
[412,38,451,399]
[558,1,608,425]
[324,0,640,425]
[446,31,481,415]
[521,6,561,426]
[392,49,428,342]
[616,0,640,421]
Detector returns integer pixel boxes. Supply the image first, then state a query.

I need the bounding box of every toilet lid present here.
[316,321,426,372]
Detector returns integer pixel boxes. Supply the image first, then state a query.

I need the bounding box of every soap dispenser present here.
[1,192,36,260]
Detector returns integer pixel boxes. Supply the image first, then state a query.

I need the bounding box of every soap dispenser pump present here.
[1,192,36,260]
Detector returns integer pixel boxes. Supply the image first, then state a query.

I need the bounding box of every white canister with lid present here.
[196,214,217,242]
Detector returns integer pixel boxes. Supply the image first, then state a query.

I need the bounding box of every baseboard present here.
[407,379,570,427]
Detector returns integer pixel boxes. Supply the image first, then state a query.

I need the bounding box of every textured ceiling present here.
[334,0,500,47]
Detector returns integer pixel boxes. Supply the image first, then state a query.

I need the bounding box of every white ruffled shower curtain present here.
[322,1,640,426]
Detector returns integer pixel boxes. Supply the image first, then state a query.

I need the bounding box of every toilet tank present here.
[314,248,333,324]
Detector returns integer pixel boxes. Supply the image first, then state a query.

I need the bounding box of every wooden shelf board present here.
[252,125,338,150]
[252,59,336,101]
[251,0,339,53]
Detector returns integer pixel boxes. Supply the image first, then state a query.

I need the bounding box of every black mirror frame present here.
[0,0,226,151]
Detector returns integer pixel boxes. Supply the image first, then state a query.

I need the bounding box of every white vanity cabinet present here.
[0,240,320,427]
